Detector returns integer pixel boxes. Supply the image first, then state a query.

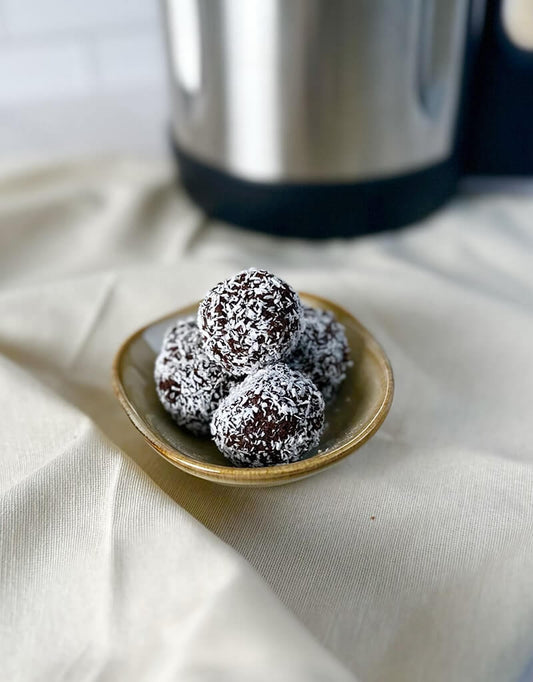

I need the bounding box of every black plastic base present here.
[174,143,458,239]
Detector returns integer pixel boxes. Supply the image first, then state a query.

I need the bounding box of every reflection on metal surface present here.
[417,0,465,119]
[224,0,282,175]
[166,0,201,94]
[163,0,469,182]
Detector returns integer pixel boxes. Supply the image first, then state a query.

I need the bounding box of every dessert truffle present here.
[211,364,325,467]
[197,268,303,375]
[154,316,237,436]
[288,305,351,402]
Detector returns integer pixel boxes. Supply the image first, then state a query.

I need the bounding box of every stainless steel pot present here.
[161,0,472,237]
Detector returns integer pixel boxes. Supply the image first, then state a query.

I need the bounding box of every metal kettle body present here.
[162,0,470,238]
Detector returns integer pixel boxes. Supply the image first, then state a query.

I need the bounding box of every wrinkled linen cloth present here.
[1,158,533,682]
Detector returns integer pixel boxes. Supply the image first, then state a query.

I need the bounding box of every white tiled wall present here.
[2,0,158,34]
[0,0,166,106]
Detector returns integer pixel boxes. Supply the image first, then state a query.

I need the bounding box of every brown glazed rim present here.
[112,292,394,485]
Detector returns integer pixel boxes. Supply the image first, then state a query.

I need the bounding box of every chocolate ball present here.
[288,306,351,402]
[197,268,303,375]
[211,364,325,467]
[154,316,237,436]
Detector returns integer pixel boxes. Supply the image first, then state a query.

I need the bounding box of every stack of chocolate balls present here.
[154,268,351,467]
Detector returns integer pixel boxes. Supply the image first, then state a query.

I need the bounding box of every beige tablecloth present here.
[1,158,533,682]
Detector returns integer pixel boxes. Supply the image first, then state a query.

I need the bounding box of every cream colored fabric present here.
[1,158,533,682]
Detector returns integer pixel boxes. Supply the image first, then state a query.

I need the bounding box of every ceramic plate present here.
[112,293,393,486]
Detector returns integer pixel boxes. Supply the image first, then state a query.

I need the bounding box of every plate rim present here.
[112,292,394,485]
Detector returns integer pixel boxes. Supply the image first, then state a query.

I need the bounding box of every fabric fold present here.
[2,158,533,681]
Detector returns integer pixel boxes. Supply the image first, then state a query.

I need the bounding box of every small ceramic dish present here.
[112,293,393,487]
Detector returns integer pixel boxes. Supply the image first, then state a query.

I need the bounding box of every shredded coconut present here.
[211,364,325,467]
[288,306,352,402]
[197,268,303,375]
[154,317,238,436]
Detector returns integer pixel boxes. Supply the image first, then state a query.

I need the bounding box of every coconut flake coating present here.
[197,268,303,375]
[288,306,351,402]
[154,317,237,436]
[161,315,199,359]
[211,364,325,467]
